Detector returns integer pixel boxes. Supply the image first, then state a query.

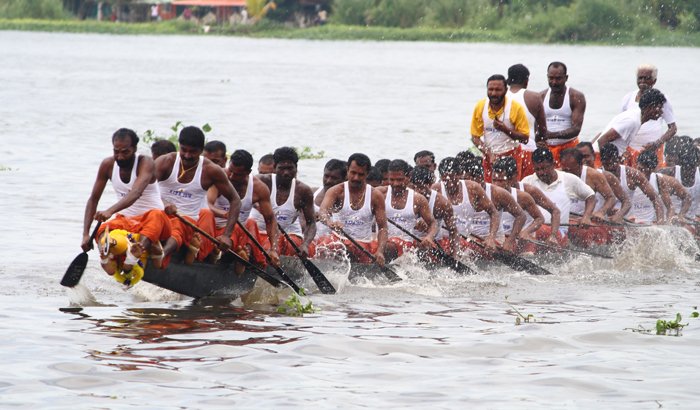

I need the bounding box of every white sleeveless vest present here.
[336,182,374,242]
[385,186,418,241]
[158,155,206,220]
[111,155,163,217]
[544,87,573,146]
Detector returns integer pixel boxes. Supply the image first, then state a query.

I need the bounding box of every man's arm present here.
[413,193,437,248]
[97,155,156,221]
[319,184,343,229]
[629,168,665,223]
[526,91,548,146]
[252,178,280,262]
[295,182,317,256]
[517,191,544,238]
[603,171,631,223]
[467,181,499,249]
[492,186,525,252]
[210,165,241,248]
[206,185,227,219]
[597,129,621,151]
[662,176,692,220]
[81,158,111,251]
[435,196,459,257]
[371,189,388,266]
[523,183,561,243]
[589,171,616,220]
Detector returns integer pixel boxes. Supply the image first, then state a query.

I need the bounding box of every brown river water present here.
[1,31,699,408]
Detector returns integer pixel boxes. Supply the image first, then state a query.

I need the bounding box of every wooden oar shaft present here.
[334,226,402,283]
[387,219,476,275]
[174,214,286,289]
[277,224,336,294]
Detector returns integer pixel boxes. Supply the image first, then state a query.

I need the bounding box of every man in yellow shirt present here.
[471,74,530,182]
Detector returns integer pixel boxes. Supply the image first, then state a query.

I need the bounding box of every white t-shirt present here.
[621,90,675,150]
[600,107,642,154]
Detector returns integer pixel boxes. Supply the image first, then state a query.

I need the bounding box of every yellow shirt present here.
[470,97,530,154]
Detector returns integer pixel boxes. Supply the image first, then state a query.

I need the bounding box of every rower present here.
[597,89,667,157]
[257,153,274,175]
[657,139,700,223]
[634,149,693,224]
[318,153,389,265]
[251,147,317,257]
[576,141,599,169]
[156,126,241,265]
[410,166,460,257]
[506,63,548,178]
[540,61,587,167]
[313,159,347,240]
[150,139,176,161]
[366,167,383,188]
[206,149,280,267]
[620,64,677,167]
[492,156,560,246]
[414,150,437,181]
[599,143,665,224]
[461,157,525,253]
[83,128,171,285]
[522,148,596,246]
[431,157,500,251]
[376,159,437,261]
[471,74,530,182]
[559,147,628,247]
[374,159,391,186]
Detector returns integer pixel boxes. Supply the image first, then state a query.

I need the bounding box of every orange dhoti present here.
[97,209,172,245]
[547,138,579,168]
[567,221,625,248]
[316,235,376,264]
[519,149,535,179]
[483,146,522,183]
[258,230,316,258]
[623,145,664,168]
[386,237,416,260]
[196,209,255,263]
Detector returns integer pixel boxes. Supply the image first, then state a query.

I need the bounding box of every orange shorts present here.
[386,237,416,259]
[623,145,665,168]
[483,146,522,183]
[547,138,579,168]
[98,209,171,244]
[259,231,316,258]
[520,149,535,179]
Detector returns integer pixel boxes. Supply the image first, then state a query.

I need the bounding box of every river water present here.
[1,31,700,408]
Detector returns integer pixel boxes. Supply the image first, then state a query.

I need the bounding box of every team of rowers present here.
[81,61,699,286]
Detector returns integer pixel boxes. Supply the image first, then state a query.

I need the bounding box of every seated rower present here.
[156,127,241,265]
[431,157,500,253]
[461,157,526,253]
[410,166,460,258]
[633,149,693,224]
[559,148,628,247]
[250,147,316,257]
[312,159,348,241]
[82,128,171,285]
[492,157,561,250]
[599,143,665,224]
[317,153,388,265]
[205,147,278,268]
[375,159,437,261]
[522,148,596,247]
[657,139,700,220]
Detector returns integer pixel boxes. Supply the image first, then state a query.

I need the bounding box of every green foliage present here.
[276,288,315,316]
[0,165,13,171]
[0,0,68,19]
[506,296,535,325]
[367,0,426,28]
[330,0,375,26]
[295,146,325,160]
[655,313,686,336]
[141,121,212,150]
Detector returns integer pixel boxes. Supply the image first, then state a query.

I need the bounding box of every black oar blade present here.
[61,252,89,287]
[301,258,336,294]
[493,251,552,276]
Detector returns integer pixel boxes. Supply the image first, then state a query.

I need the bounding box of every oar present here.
[277,224,336,294]
[61,221,102,287]
[174,214,288,290]
[331,225,402,283]
[521,237,614,259]
[387,219,476,275]
[234,220,302,294]
[464,233,552,276]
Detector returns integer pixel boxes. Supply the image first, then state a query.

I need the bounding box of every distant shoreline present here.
[1,19,698,47]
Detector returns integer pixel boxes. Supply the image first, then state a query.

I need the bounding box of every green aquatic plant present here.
[295,146,325,160]
[277,288,315,317]
[0,165,13,171]
[141,121,212,149]
[656,313,687,336]
[505,296,534,325]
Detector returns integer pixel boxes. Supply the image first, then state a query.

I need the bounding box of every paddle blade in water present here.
[61,252,88,287]
[302,258,336,294]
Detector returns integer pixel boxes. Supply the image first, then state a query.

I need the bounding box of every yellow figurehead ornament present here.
[98,228,146,287]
